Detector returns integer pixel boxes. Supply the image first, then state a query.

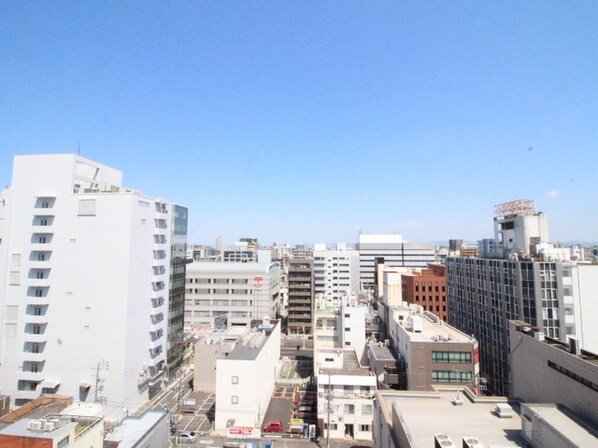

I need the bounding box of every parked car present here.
[295,405,314,418]
[263,419,283,432]
[178,431,197,443]
[294,399,314,408]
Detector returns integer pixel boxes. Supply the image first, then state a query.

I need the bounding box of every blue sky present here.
[1,2,596,245]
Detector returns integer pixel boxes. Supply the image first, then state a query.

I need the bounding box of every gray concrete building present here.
[509,320,598,428]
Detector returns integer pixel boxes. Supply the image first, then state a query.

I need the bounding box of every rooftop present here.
[226,319,279,361]
[397,311,475,344]
[368,343,398,361]
[377,389,525,447]
[512,320,598,365]
[319,349,373,377]
[0,395,73,430]
[522,403,598,446]
[105,410,167,448]
[187,261,280,275]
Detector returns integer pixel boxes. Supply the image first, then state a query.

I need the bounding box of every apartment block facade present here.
[313,243,359,306]
[446,200,598,396]
[287,259,314,335]
[0,154,186,419]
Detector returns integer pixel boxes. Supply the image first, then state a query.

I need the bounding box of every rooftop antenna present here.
[77,141,81,156]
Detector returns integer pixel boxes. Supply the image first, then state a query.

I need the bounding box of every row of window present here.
[548,361,598,392]
[188,289,253,295]
[432,351,472,363]
[189,299,251,306]
[431,370,473,383]
[187,278,249,284]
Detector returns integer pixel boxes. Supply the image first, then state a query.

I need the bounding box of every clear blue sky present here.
[1,2,596,245]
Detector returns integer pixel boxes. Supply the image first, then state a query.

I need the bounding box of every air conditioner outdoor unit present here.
[434,433,456,448]
[28,420,43,431]
[462,437,484,448]
[43,421,55,431]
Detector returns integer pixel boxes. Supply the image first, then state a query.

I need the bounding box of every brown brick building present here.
[401,263,447,321]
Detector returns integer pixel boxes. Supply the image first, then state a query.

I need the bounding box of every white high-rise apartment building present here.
[0,154,186,420]
[313,243,359,307]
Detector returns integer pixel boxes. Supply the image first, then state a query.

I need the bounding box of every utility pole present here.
[94,362,101,402]
[94,360,108,404]
[326,374,332,448]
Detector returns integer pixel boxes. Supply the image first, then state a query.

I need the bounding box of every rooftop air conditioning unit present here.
[28,420,43,431]
[434,433,456,448]
[43,421,55,431]
[462,437,484,448]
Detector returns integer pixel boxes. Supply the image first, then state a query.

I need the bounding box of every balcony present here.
[28,278,51,288]
[23,333,48,343]
[25,315,48,325]
[18,371,45,381]
[29,259,52,270]
[14,390,40,400]
[149,337,163,351]
[21,352,46,363]
[26,296,50,306]
[147,352,165,367]
[150,304,166,317]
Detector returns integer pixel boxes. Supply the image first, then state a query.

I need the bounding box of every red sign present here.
[253,276,263,288]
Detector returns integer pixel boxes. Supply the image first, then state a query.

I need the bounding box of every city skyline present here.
[1,3,597,245]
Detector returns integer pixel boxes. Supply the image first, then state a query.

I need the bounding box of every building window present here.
[548,361,598,392]
[361,404,372,415]
[359,424,371,432]
[344,327,350,331]
[231,395,238,404]
[344,404,355,414]
[431,351,472,363]
[432,370,472,383]
[57,436,70,448]
[231,376,239,384]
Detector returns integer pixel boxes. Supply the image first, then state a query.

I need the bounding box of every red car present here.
[263,419,283,432]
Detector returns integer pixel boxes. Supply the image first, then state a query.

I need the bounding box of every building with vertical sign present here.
[184,262,282,331]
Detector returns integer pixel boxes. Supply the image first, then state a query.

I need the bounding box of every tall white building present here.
[0,154,186,420]
[355,234,435,293]
[313,243,359,307]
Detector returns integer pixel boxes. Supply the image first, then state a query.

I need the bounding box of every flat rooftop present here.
[512,320,598,365]
[187,261,279,275]
[523,403,598,446]
[378,389,525,447]
[105,411,167,448]
[319,349,373,377]
[227,321,279,361]
[398,312,474,344]
[368,343,398,361]
[198,327,246,345]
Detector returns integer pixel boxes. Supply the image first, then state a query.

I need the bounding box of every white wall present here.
[215,322,281,429]
[0,155,173,421]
